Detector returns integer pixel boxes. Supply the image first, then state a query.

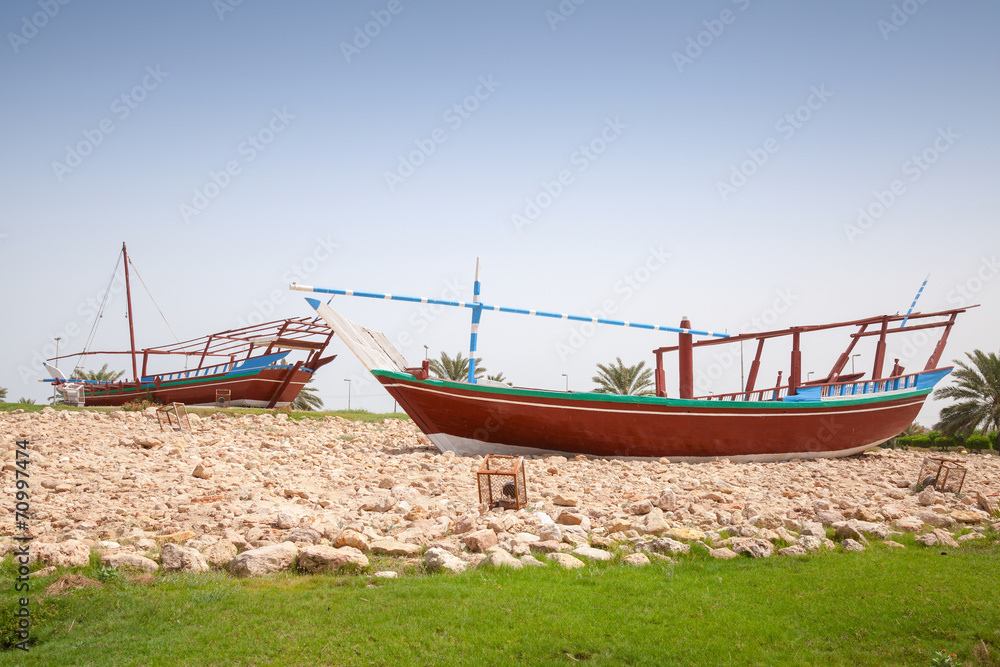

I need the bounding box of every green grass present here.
[0,403,409,424]
[3,541,999,666]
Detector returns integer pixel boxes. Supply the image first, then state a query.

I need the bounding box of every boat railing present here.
[696,370,924,402]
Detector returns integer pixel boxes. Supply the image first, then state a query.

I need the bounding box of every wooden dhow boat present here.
[44,243,335,408]
[290,264,971,462]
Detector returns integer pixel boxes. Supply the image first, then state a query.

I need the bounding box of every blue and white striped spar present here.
[290,267,730,383]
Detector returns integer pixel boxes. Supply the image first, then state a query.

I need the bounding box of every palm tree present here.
[16,397,36,405]
[72,364,126,382]
[487,372,511,386]
[429,351,485,382]
[292,379,324,411]
[0,386,7,402]
[592,357,655,396]
[933,349,1000,436]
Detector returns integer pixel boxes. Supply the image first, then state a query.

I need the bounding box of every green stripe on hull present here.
[371,369,931,410]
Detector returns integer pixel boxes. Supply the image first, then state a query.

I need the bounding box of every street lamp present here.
[423,345,429,361]
[561,373,568,392]
[53,337,62,404]
[851,354,861,374]
[343,379,351,411]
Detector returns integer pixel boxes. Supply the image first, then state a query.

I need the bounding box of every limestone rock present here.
[796,536,825,552]
[373,571,398,579]
[462,529,499,553]
[479,549,523,569]
[572,546,613,562]
[228,542,299,577]
[156,531,196,545]
[709,547,738,560]
[100,552,159,573]
[622,553,650,566]
[628,499,653,515]
[918,486,938,506]
[200,540,238,568]
[334,529,370,552]
[884,540,905,549]
[161,543,209,573]
[951,510,986,524]
[895,516,924,532]
[655,489,677,511]
[192,461,213,480]
[663,527,705,542]
[800,521,826,538]
[637,508,669,535]
[638,538,689,556]
[777,545,809,556]
[286,526,322,545]
[841,539,866,552]
[538,524,563,543]
[552,494,579,507]
[274,513,299,530]
[370,540,421,558]
[424,547,467,574]
[730,537,773,559]
[298,545,369,573]
[547,553,585,569]
[815,510,846,526]
[918,511,956,529]
[36,540,90,568]
[519,554,546,567]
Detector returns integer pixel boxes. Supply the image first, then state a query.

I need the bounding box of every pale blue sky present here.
[1,1,997,424]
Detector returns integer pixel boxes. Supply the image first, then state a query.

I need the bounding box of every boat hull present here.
[78,367,315,408]
[374,370,931,462]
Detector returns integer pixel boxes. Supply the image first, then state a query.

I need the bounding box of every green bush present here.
[966,434,990,453]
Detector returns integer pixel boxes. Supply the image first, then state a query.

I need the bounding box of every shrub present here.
[965,434,990,453]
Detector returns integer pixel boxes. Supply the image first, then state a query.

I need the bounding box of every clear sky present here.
[1,0,997,425]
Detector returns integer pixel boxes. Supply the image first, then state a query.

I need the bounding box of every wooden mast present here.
[122,242,139,382]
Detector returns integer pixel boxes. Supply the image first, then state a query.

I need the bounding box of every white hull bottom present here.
[426,432,889,463]
[187,400,291,409]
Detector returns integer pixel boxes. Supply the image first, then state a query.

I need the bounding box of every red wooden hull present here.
[80,368,314,408]
[374,371,930,461]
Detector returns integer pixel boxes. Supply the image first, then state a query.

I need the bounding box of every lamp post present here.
[343,379,351,411]
[424,345,429,361]
[851,354,861,374]
[807,371,814,383]
[53,337,62,404]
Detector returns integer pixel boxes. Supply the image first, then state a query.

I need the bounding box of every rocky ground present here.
[2,407,999,578]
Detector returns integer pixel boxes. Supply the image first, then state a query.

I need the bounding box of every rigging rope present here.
[76,250,124,376]
[127,257,180,343]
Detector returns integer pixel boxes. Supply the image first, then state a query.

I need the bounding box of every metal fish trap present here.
[156,402,190,432]
[916,456,967,494]
[477,454,528,510]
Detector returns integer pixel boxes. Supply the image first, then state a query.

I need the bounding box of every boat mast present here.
[122,242,139,382]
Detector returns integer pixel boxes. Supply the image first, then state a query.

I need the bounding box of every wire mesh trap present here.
[916,456,967,494]
[156,402,190,432]
[477,454,528,510]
